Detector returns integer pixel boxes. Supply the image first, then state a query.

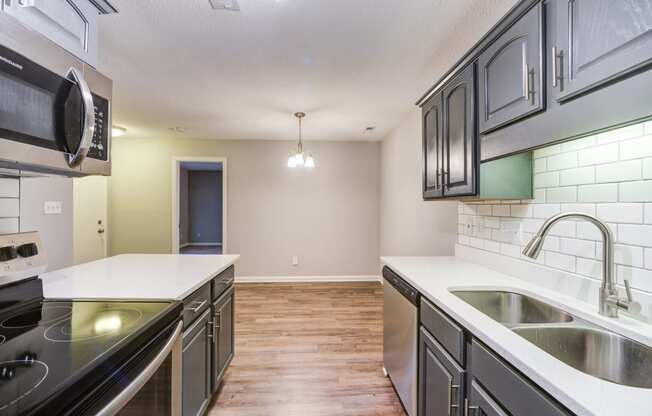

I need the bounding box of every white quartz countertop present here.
[381,256,652,416]
[41,254,240,301]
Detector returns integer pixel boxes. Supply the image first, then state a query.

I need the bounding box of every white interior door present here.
[73,176,108,265]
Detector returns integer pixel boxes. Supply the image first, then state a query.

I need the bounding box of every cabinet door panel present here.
[478,3,544,132]
[4,0,99,66]
[423,92,444,199]
[467,380,509,416]
[212,287,235,392]
[554,0,652,101]
[443,65,476,196]
[182,311,211,416]
[418,327,465,416]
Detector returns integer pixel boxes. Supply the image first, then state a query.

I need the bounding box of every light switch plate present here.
[292,256,299,266]
[44,201,62,215]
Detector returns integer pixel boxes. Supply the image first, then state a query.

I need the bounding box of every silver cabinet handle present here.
[464,398,478,416]
[447,381,460,416]
[552,47,563,88]
[184,299,207,313]
[523,62,530,99]
[96,321,183,416]
[65,67,95,167]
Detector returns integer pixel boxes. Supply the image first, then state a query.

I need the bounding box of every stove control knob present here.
[0,365,15,380]
[16,243,38,258]
[0,246,18,262]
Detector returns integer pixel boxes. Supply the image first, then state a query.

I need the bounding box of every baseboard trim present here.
[187,242,221,247]
[235,275,381,283]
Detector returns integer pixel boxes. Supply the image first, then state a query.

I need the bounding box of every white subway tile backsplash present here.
[576,257,602,279]
[560,167,595,186]
[510,205,532,218]
[596,124,644,144]
[532,204,561,219]
[560,238,595,258]
[644,158,652,179]
[619,181,652,202]
[595,160,641,183]
[0,198,19,218]
[0,179,19,198]
[620,136,652,160]
[614,244,644,268]
[535,171,559,188]
[547,151,578,170]
[617,266,652,293]
[618,224,652,246]
[492,205,510,217]
[458,121,652,294]
[596,203,643,223]
[561,135,596,152]
[545,251,576,272]
[546,187,577,203]
[533,145,561,158]
[0,218,18,234]
[560,203,596,216]
[578,183,618,202]
[578,143,619,166]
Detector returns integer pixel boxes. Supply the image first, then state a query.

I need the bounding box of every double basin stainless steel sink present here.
[451,290,652,389]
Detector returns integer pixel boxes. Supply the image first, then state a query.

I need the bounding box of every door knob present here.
[97,228,105,234]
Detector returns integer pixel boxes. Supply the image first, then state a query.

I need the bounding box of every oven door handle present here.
[65,67,95,167]
[95,320,183,416]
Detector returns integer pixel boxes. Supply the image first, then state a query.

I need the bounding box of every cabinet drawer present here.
[183,283,211,329]
[420,298,465,365]
[212,265,235,301]
[470,340,571,416]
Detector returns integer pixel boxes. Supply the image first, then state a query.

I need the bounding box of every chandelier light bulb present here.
[287,155,297,168]
[295,152,305,166]
[305,155,315,168]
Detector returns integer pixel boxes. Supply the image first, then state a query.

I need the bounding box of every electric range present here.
[0,233,183,416]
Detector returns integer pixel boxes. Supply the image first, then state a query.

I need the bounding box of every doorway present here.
[73,176,108,265]
[171,157,227,254]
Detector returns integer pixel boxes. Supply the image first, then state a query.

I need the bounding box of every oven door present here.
[69,320,183,416]
[0,41,95,172]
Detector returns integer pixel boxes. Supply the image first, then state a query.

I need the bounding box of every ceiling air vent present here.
[209,0,240,11]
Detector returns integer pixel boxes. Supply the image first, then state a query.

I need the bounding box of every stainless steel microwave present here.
[0,13,112,176]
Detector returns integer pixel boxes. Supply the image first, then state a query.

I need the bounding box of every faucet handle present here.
[624,279,634,302]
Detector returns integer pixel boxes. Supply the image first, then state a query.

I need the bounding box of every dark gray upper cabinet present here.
[443,64,476,197]
[478,3,545,133]
[212,287,235,392]
[422,92,444,199]
[552,0,652,102]
[418,327,465,416]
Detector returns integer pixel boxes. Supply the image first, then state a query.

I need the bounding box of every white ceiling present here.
[98,0,516,141]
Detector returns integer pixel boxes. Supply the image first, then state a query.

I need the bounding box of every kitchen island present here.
[40,253,239,300]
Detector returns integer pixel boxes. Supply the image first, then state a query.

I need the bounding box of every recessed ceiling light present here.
[364,126,376,133]
[112,126,127,137]
[169,127,187,133]
[209,0,240,11]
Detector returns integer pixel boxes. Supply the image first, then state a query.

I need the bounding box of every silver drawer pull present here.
[448,382,460,416]
[464,398,479,416]
[184,299,207,313]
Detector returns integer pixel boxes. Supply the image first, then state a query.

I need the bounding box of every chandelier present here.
[287,112,315,168]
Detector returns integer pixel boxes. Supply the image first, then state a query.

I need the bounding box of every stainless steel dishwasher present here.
[383,266,419,416]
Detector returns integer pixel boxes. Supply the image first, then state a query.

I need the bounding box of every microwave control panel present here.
[87,93,110,161]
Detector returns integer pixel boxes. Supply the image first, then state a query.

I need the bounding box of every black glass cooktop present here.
[0,297,179,416]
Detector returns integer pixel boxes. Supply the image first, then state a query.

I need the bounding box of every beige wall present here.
[108,138,380,277]
[379,109,458,256]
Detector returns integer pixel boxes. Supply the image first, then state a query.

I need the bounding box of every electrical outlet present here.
[292,256,299,266]
[43,201,62,215]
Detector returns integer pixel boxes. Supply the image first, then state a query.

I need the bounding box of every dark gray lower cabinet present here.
[418,327,465,416]
[467,380,508,416]
[182,310,212,416]
[212,286,235,392]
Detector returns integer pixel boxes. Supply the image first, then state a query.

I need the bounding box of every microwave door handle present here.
[65,67,95,167]
[95,320,183,416]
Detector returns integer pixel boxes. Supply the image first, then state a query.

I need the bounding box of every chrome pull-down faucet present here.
[522,212,641,318]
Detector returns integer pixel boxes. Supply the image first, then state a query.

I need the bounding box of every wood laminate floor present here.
[208,282,406,416]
